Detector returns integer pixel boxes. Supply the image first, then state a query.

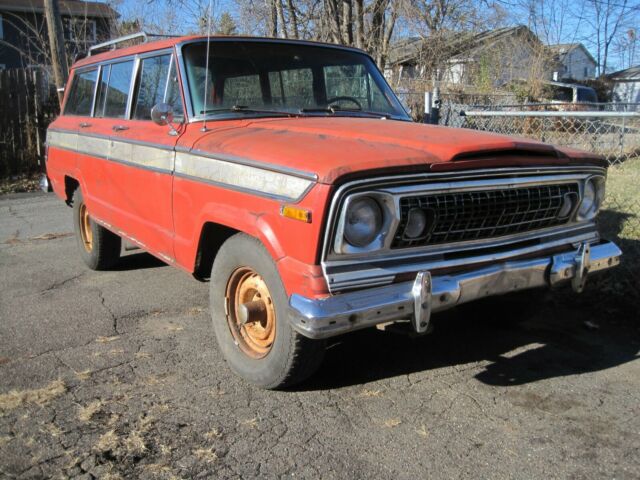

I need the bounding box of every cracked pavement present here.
[1,192,639,479]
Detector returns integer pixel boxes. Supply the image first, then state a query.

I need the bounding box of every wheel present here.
[72,189,121,270]
[210,233,326,389]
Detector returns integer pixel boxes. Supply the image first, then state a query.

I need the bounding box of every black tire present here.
[72,189,121,270]
[210,233,325,389]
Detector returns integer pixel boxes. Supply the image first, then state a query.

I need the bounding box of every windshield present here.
[181,40,410,120]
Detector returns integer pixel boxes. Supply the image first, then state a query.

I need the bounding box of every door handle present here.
[79,122,92,128]
[112,125,129,132]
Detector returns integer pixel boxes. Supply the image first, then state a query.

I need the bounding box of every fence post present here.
[424,91,432,123]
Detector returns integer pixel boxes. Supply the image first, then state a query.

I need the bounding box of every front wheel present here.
[72,190,121,270]
[210,233,325,389]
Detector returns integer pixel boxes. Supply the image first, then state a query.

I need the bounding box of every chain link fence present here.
[438,102,640,306]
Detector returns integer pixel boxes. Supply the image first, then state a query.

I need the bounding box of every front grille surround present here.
[391,182,580,249]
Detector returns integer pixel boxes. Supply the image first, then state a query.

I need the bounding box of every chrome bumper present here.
[289,241,621,339]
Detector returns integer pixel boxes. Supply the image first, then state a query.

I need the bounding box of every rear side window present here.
[102,60,134,118]
[133,54,171,120]
[64,68,97,116]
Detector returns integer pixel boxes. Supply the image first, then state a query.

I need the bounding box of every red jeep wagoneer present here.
[44,34,621,388]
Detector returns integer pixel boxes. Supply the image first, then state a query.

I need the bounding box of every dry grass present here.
[42,423,63,437]
[96,429,119,452]
[166,324,184,332]
[29,232,73,241]
[135,351,152,359]
[0,435,12,447]
[0,380,65,412]
[194,446,218,463]
[78,400,103,422]
[416,425,429,437]
[96,336,120,344]
[383,418,402,428]
[94,415,155,459]
[204,428,222,440]
[123,430,147,456]
[74,369,92,381]
[241,418,258,429]
[359,389,383,398]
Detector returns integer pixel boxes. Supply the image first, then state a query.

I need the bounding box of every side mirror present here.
[151,103,174,126]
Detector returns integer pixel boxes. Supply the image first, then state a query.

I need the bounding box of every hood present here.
[189,117,604,184]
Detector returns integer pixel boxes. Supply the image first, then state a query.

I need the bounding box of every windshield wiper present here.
[201,105,297,117]
[299,106,390,119]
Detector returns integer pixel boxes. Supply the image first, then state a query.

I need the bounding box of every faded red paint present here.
[46,35,605,300]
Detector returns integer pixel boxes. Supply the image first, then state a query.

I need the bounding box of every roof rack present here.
[88,32,182,56]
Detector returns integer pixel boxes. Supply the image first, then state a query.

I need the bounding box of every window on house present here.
[101,60,134,119]
[584,67,589,77]
[0,14,4,40]
[64,68,98,116]
[64,18,97,43]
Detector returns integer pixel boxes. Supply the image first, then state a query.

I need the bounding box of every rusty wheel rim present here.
[79,203,93,253]
[225,267,276,359]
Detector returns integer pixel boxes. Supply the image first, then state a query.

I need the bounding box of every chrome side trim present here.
[46,129,316,201]
[174,151,314,202]
[182,147,318,181]
[290,240,621,339]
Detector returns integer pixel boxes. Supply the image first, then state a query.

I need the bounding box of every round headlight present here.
[578,177,605,221]
[344,197,383,247]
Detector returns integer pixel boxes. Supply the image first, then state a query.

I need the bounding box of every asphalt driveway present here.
[1,192,639,479]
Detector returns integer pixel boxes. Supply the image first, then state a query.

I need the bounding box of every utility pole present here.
[44,0,68,106]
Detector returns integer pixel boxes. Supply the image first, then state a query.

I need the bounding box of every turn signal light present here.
[281,205,312,223]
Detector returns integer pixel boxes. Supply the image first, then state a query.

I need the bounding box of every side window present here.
[133,55,170,120]
[102,60,134,118]
[64,68,98,116]
[166,58,184,121]
[94,64,110,117]
[223,74,263,107]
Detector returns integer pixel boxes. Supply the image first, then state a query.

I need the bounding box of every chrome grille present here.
[392,183,580,249]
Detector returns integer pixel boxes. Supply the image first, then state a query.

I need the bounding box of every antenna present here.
[201,0,213,132]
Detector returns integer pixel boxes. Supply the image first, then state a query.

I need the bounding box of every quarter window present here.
[166,59,184,121]
[133,55,171,120]
[102,60,133,119]
[64,68,98,116]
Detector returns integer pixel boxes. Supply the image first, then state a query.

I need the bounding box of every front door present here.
[102,52,185,262]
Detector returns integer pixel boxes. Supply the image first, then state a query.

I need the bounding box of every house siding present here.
[557,47,596,80]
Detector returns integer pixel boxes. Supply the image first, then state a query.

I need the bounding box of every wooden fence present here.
[0,68,59,179]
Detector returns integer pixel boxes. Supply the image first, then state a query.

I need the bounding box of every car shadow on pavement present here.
[112,251,169,271]
[298,289,640,391]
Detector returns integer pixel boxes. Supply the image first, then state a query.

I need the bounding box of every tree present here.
[216,12,238,35]
[583,0,640,75]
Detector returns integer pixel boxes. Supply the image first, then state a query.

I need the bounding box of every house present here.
[547,43,597,81]
[385,26,551,89]
[0,0,117,69]
[608,65,640,105]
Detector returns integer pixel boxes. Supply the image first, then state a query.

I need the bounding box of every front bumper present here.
[289,240,621,339]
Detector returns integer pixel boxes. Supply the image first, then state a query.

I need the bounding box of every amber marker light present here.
[280,205,312,223]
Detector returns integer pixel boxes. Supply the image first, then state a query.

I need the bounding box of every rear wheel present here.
[72,190,121,270]
[210,233,325,389]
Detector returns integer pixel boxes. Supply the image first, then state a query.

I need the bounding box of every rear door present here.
[102,51,184,261]
[76,61,128,224]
